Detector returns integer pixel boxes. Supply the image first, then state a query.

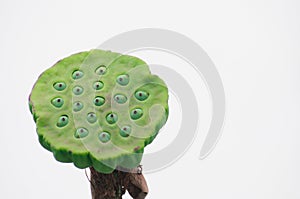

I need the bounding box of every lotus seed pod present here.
[29,49,169,173]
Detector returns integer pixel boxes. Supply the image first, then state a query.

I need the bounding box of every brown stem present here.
[90,167,148,199]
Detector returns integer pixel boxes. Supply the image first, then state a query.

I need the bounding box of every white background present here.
[1,0,300,198]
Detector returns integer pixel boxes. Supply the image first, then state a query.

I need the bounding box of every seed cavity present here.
[120,126,131,137]
[51,97,64,108]
[57,115,69,127]
[116,74,129,86]
[74,128,89,138]
[94,96,105,106]
[135,91,149,101]
[87,112,97,123]
[72,70,84,80]
[114,94,127,104]
[95,65,107,75]
[73,101,83,112]
[73,86,84,95]
[99,132,111,143]
[93,81,104,90]
[106,113,118,124]
[130,108,143,120]
[53,82,66,91]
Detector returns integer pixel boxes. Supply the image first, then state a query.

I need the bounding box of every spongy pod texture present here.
[29,49,169,173]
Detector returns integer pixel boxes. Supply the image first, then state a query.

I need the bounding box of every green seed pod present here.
[29,49,169,173]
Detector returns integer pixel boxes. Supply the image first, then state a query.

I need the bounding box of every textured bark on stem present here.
[90,167,148,199]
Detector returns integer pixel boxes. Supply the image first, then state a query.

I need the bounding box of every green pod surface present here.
[29,49,169,173]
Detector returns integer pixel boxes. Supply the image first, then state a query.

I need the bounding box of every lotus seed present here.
[87,112,97,123]
[73,101,83,112]
[93,81,104,90]
[72,70,84,79]
[74,128,89,138]
[116,74,129,86]
[99,132,111,143]
[120,126,131,137]
[130,108,143,120]
[73,86,84,95]
[135,91,149,101]
[57,115,69,127]
[106,113,118,124]
[51,97,64,108]
[53,82,66,91]
[95,65,107,75]
[114,94,127,104]
[94,96,105,106]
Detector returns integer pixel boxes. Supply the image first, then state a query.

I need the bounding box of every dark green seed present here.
[120,126,131,137]
[95,65,107,75]
[53,82,66,91]
[116,74,129,86]
[130,108,143,120]
[135,91,149,101]
[99,132,111,143]
[87,112,97,123]
[94,96,105,106]
[73,86,84,95]
[73,101,83,112]
[114,94,127,104]
[57,115,69,127]
[93,81,104,90]
[106,113,118,124]
[74,128,89,138]
[51,97,64,108]
[72,70,84,79]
